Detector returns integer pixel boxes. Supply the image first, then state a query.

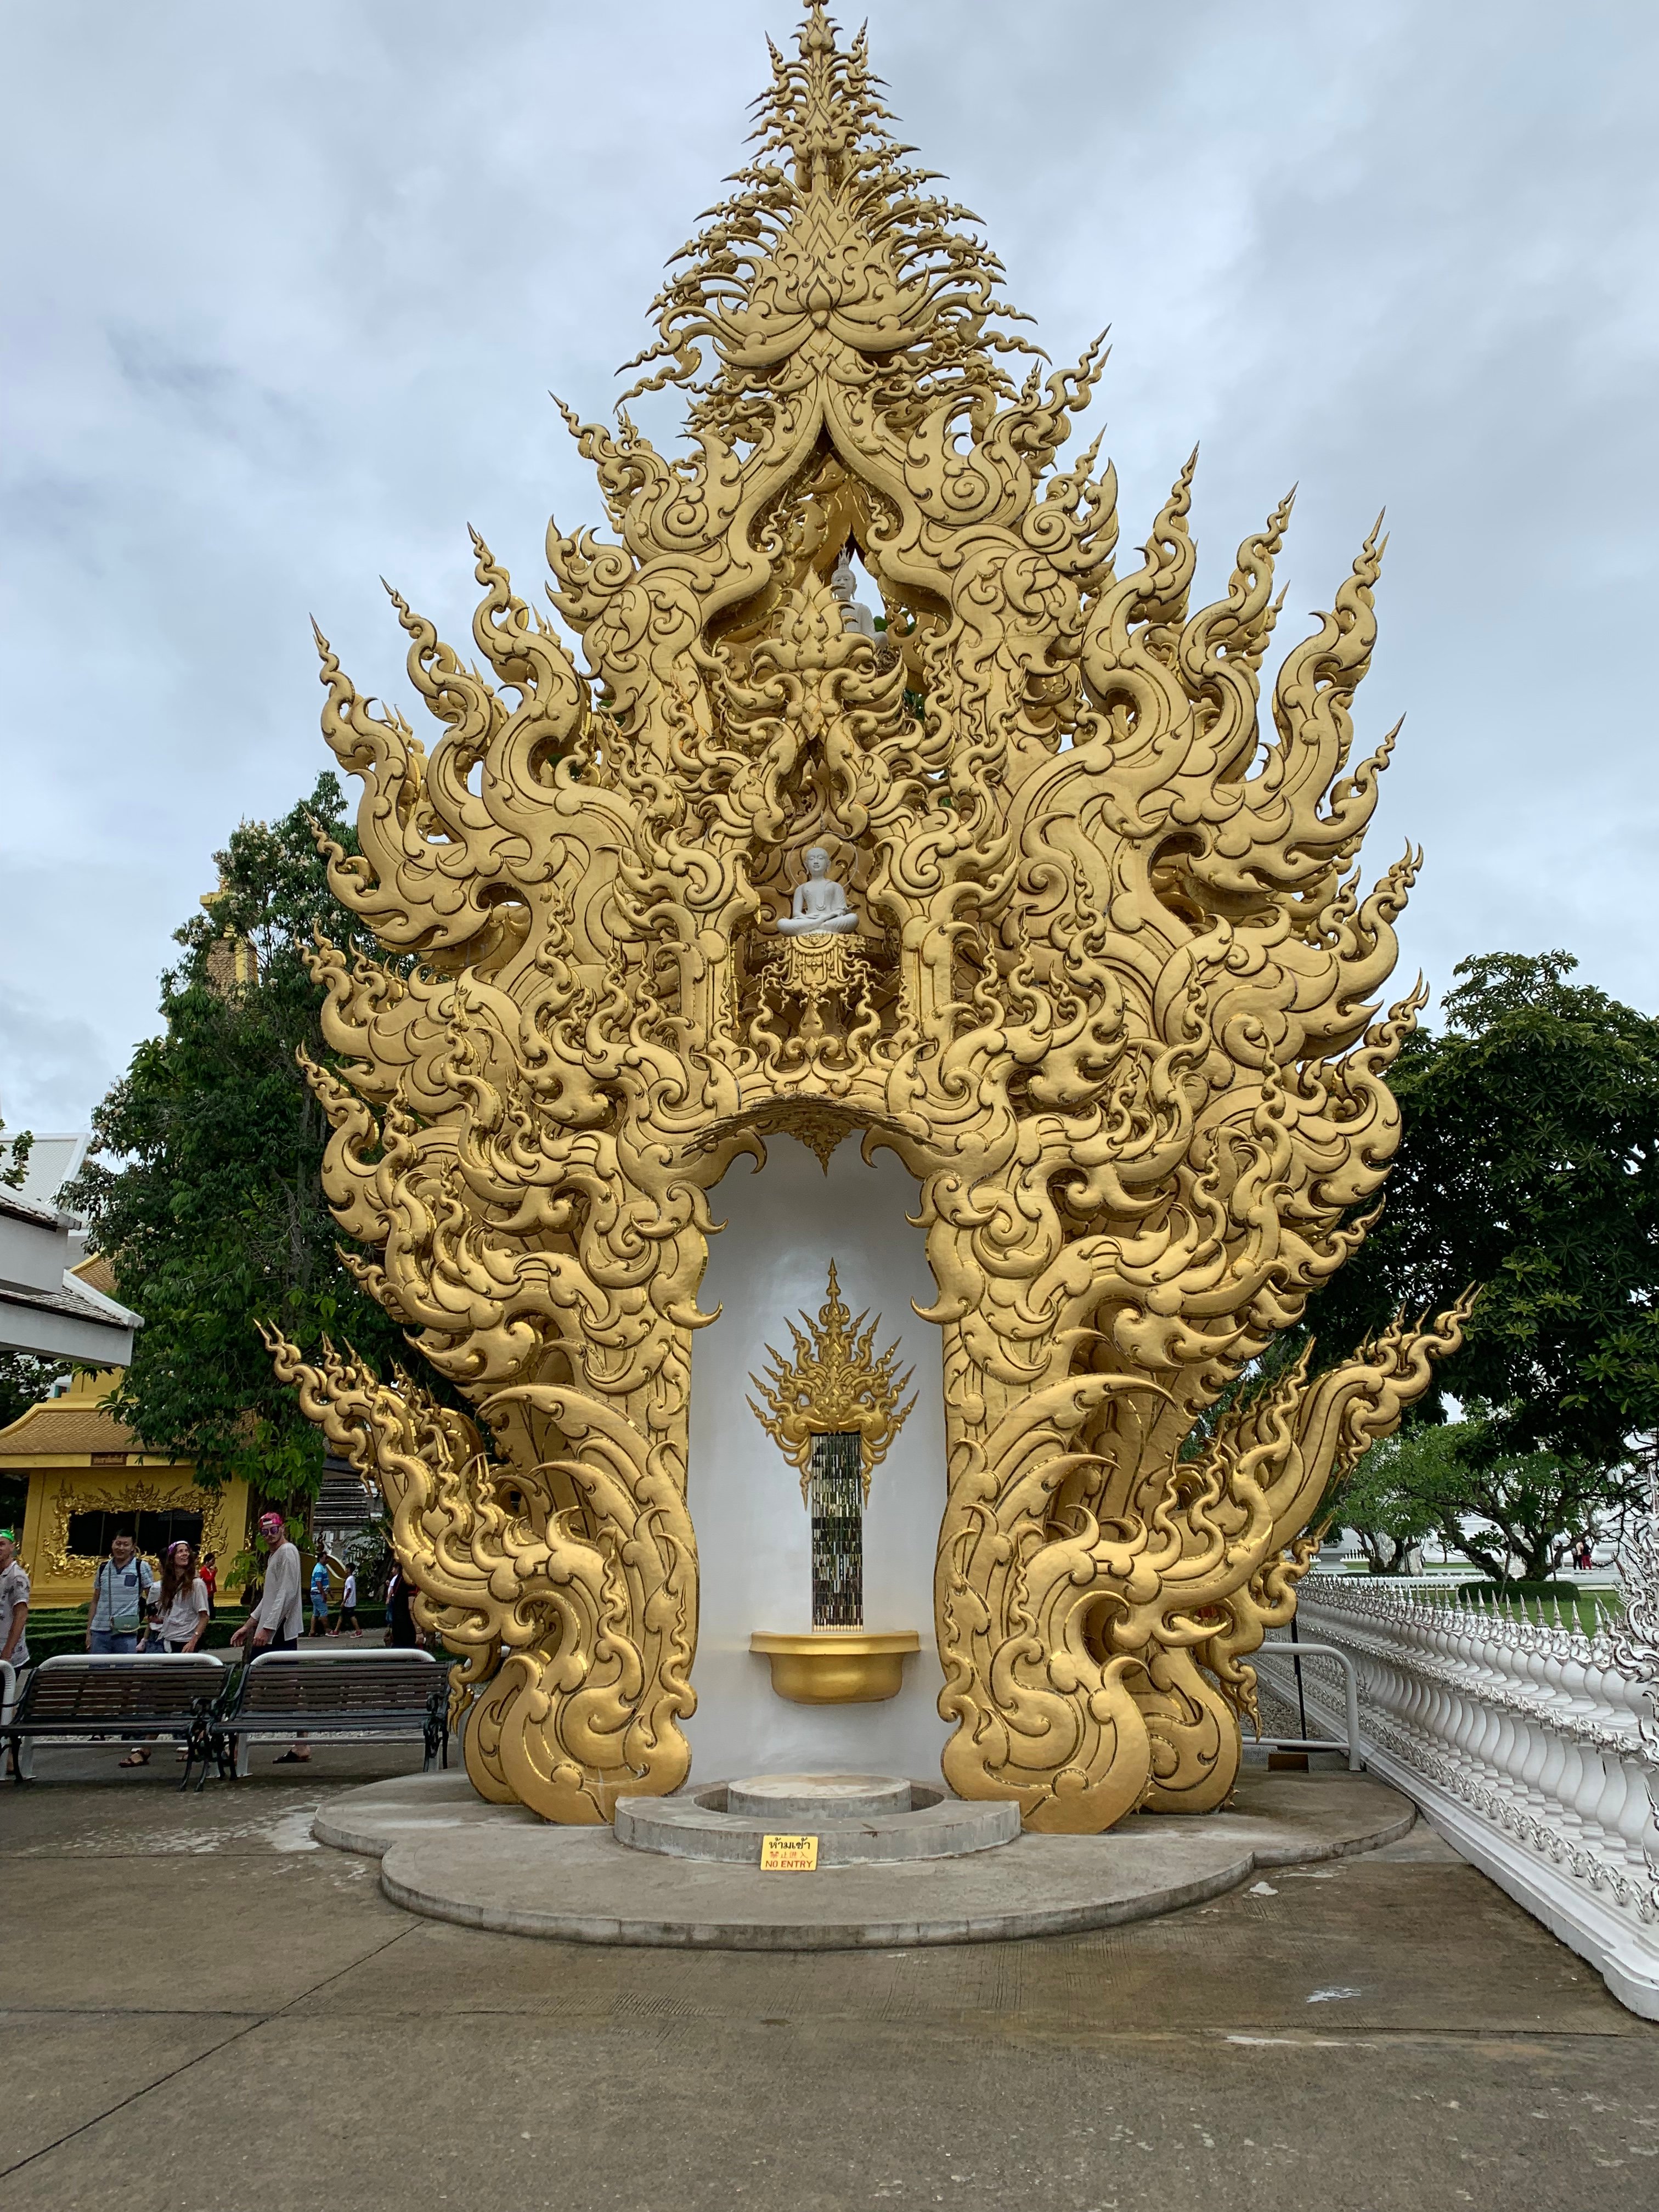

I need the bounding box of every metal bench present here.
[199,1647,448,1787]
[3,1653,227,1781]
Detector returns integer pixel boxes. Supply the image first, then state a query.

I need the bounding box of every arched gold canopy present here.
[267,5,1467,1829]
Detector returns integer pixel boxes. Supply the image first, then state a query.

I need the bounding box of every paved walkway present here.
[1,1746,1655,2211]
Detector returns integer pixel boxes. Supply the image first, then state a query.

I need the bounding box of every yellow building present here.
[0,1362,250,1607]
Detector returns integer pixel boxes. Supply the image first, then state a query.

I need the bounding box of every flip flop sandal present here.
[119,1753,151,1767]
[273,1751,311,1764]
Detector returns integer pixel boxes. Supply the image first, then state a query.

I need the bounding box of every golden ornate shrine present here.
[267,5,1467,1830]
[748,1261,914,1505]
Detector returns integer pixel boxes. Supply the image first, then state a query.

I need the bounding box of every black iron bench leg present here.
[179,1714,210,1792]
[195,1729,227,1792]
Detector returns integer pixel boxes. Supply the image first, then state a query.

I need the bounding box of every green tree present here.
[1328,1414,1642,1581]
[1311,950,1659,1476]
[0,1355,67,1437]
[1,1116,35,1191]
[65,775,410,1515]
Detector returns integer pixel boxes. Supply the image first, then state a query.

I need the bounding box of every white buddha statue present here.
[778,846,859,935]
[830,549,877,639]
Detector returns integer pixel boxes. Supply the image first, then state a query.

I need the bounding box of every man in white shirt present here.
[332,1566,360,1637]
[0,1529,29,1672]
[232,1513,302,1653]
[231,1511,308,1763]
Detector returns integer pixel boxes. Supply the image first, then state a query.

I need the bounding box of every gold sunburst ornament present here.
[264,4,1471,1831]
[747,1262,917,1504]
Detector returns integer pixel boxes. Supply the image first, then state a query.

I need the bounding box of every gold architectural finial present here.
[266,4,1470,1831]
[199,876,258,995]
[747,1261,916,1503]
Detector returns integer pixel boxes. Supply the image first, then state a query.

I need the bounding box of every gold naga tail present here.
[265,5,1468,1829]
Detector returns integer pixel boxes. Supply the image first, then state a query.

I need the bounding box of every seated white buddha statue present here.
[778,846,860,935]
[830,549,877,639]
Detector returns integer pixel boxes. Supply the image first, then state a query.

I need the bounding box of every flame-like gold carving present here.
[264,5,1469,1830]
[747,1262,916,1504]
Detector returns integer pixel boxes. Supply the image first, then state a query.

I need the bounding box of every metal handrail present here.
[1255,1639,1363,1773]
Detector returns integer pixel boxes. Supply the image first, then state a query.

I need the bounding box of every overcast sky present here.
[2,0,1655,1134]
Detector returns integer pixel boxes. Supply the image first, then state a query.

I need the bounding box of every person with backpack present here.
[86,1532,155,1657]
[86,1531,160,1768]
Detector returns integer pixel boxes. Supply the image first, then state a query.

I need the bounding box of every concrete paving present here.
[346,1768,1413,1946]
[2,1741,1656,2211]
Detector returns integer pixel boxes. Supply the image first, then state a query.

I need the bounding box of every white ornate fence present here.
[1261,1510,1659,2019]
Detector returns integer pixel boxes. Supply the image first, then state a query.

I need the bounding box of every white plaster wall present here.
[682,1136,951,1785]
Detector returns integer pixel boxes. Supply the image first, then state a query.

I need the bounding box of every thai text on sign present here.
[760,1832,820,1871]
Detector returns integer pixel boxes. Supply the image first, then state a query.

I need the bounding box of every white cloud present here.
[2,0,1655,1124]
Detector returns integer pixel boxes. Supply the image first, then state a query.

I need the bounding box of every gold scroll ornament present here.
[266,6,1471,1832]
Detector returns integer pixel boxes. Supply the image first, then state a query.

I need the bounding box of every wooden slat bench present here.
[199,1648,449,1786]
[3,1653,227,1781]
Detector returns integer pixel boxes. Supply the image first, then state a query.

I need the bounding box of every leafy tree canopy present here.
[1325,1412,1643,1581]
[0,1355,67,1438]
[65,775,410,1508]
[1310,950,1659,1472]
[1,1117,35,1191]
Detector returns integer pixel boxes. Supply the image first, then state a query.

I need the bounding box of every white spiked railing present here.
[1261,1504,1659,2020]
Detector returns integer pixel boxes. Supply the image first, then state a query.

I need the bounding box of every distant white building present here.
[0,1130,139,1366]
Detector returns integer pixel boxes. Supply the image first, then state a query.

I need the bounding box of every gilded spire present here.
[622,3,1034,438]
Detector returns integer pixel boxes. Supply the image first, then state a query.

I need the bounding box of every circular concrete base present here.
[616,1777,1019,1865]
[315,1770,1416,1950]
[726,1773,912,1820]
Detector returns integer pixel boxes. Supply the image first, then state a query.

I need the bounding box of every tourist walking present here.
[86,1532,155,1656]
[200,1551,218,1618]
[0,1528,29,1674]
[231,1512,308,1762]
[387,1568,418,1648]
[309,1555,331,1637]
[232,1516,301,1655]
[332,1566,360,1637]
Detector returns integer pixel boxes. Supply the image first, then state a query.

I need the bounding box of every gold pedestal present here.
[749,1629,921,1705]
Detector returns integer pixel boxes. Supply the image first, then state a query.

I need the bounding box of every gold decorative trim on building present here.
[763,929,874,1035]
[747,1263,915,1504]
[47,1477,236,1578]
[264,6,1469,1831]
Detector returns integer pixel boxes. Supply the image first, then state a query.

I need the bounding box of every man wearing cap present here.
[233,1514,303,1655]
[232,1512,308,1761]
